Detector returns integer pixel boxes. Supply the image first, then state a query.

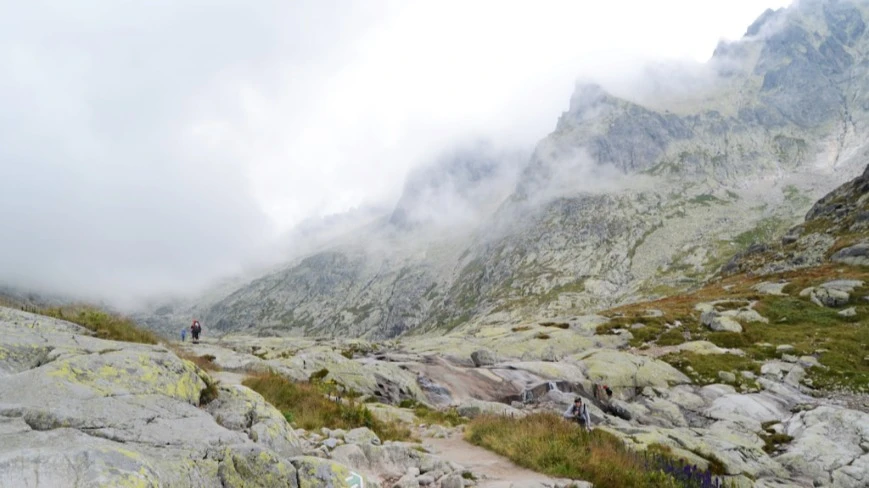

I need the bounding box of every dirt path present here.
[423,436,566,488]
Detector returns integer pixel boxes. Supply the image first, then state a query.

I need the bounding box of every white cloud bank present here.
[0,0,791,306]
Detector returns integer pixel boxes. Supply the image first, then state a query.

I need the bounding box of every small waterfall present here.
[522,389,533,403]
[547,381,559,392]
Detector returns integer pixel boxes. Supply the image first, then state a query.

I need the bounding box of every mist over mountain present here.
[131,0,869,339]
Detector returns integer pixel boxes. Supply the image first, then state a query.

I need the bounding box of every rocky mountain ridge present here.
[142,0,869,341]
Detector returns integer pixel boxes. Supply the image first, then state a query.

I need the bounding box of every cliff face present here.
[149,0,869,339]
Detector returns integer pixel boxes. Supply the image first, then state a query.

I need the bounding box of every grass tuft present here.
[414,406,466,427]
[466,413,724,488]
[42,306,160,344]
[540,322,570,329]
[663,351,759,386]
[243,372,413,441]
[176,352,221,372]
[308,368,330,382]
[199,374,220,406]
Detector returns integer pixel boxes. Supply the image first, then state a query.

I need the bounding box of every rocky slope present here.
[725,155,869,276]
[6,153,869,486]
[141,0,869,340]
[147,161,869,486]
[0,307,507,488]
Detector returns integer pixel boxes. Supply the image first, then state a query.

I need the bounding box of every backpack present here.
[192,323,201,333]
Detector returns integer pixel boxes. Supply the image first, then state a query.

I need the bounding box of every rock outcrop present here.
[0,308,476,488]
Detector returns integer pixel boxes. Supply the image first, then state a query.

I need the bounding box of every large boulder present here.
[831,243,869,266]
[0,426,168,487]
[701,311,743,333]
[777,406,869,486]
[810,287,851,308]
[207,384,303,458]
[640,397,688,428]
[456,398,525,419]
[344,427,382,446]
[356,443,429,479]
[573,350,691,388]
[291,456,378,488]
[470,350,496,367]
[217,445,299,488]
[705,393,791,424]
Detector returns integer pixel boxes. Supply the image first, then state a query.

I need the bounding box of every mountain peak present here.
[745,7,784,37]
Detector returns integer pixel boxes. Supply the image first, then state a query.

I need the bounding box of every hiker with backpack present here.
[191,320,202,343]
[563,397,592,431]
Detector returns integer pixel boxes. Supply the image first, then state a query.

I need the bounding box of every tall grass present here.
[41,305,161,345]
[243,372,414,441]
[466,413,725,488]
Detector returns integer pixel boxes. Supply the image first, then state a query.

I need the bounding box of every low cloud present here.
[0,0,791,308]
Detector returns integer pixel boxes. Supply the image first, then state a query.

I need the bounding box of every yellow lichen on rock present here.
[44,350,204,403]
[217,447,297,488]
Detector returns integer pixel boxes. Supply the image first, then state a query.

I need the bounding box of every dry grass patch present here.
[175,351,221,372]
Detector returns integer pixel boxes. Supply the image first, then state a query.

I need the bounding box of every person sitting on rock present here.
[563,397,591,431]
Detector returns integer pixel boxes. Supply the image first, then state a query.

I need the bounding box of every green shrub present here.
[398,399,419,409]
[309,368,330,382]
[198,374,220,406]
[760,432,794,454]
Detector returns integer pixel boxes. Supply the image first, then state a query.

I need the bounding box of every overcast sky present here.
[0,0,791,306]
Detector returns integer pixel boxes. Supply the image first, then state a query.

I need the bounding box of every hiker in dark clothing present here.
[563,397,591,431]
[191,320,202,343]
